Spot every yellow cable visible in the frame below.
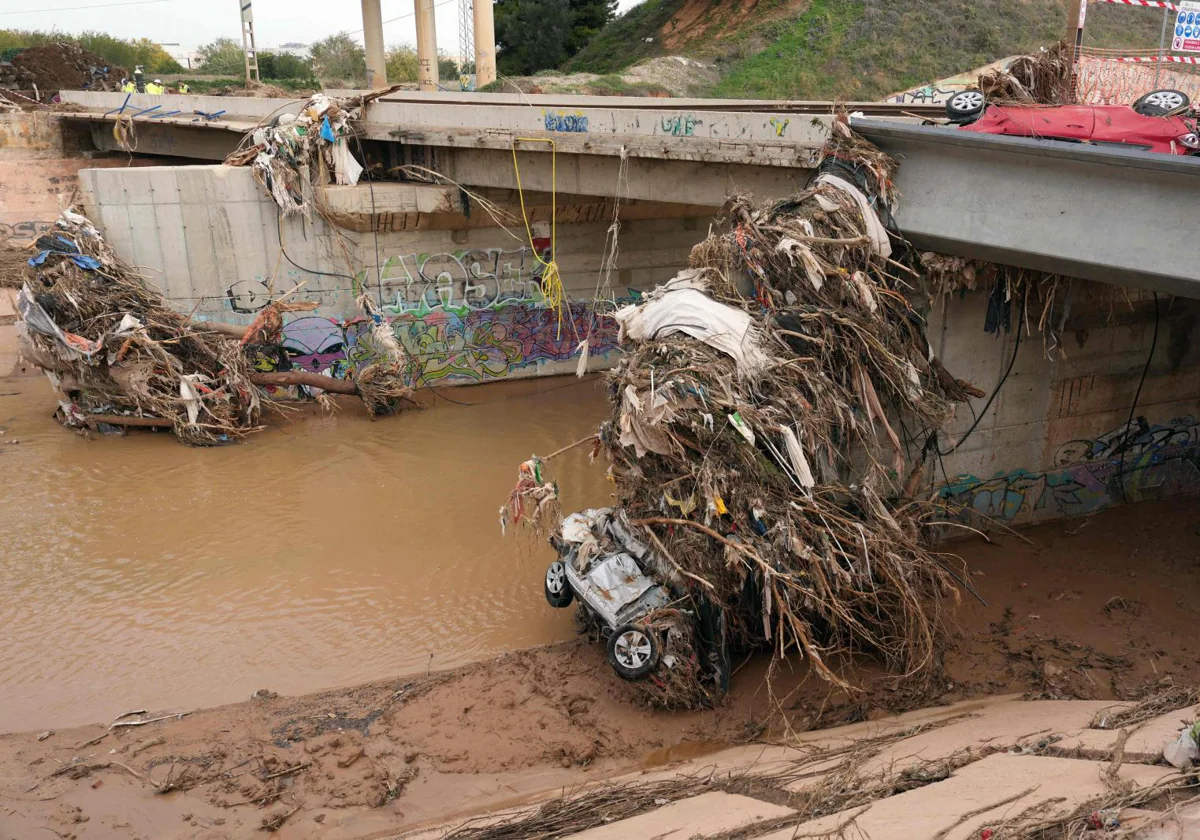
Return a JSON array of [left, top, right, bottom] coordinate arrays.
[[511, 137, 567, 338]]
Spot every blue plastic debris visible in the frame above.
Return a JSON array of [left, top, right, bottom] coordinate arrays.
[[320, 115, 336, 142]]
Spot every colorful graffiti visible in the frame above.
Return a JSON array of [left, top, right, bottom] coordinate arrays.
[[939, 417, 1200, 527], [267, 302, 620, 385], [769, 117, 790, 137], [543, 111, 588, 133]]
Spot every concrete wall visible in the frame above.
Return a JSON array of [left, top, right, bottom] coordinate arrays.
[[930, 290, 1200, 529], [77, 164, 702, 383], [70, 162, 1200, 527]]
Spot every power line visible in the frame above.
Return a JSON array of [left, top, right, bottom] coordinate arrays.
[[346, 0, 458, 36], [1, 0, 169, 14]]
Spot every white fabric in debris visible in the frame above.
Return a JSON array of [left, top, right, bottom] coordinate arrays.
[[779, 426, 816, 490], [813, 173, 892, 259], [614, 283, 772, 377], [179, 373, 211, 426], [330, 137, 363, 186], [776, 237, 825, 292]]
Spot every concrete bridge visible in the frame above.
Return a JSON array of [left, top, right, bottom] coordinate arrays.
[[54, 89, 1200, 294]]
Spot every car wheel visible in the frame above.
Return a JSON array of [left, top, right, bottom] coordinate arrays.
[[606, 624, 660, 680], [1133, 89, 1190, 116], [544, 560, 573, 608], [945, 89, 986, 123]]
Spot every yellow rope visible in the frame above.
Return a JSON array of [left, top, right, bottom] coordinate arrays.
[[511, 137, 567, 338]]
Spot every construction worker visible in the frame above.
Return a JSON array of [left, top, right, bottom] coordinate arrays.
[[133, 65, 145, 93], [145, 79, 164, 94], [120, 78, 135, 93], [178, 82, 190, 94]]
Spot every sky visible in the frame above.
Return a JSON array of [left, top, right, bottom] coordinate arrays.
[[1, 0, 644, 63]]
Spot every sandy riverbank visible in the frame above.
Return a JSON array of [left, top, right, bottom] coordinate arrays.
[[3, 496, 1200, 838]]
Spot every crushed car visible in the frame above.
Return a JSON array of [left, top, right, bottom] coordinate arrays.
[[944, 88, 1200, 156], [544, 507, 732, 701]]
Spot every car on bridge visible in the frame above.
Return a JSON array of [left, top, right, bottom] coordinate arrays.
[[944, 88, 1200, 156]]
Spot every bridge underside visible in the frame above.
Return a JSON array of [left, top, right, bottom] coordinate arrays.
[[852, 118, 1200, 298]]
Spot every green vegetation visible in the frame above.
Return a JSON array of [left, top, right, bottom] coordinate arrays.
[[495, 0, 618, 76], [0, 28, 182, 73], [566, 0, 684, 74], [169, 77, 317, 93], [568, 0, 1171, 100]]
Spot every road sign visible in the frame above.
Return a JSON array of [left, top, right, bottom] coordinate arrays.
[[1173, 0, 1200, 51]]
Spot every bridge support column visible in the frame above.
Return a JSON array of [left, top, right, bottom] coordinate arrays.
[[415, 0, 439, 91], [361, 0, 388, 89], [473, 0, 496, 88]]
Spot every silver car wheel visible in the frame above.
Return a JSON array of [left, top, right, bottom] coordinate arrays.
[[613, 629, 653, 669], [545, 561, 566, 595], [950, 90, 984, 111], [1144, 90, 1186, 111]]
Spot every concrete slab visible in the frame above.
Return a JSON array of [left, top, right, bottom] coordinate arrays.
[[570, 791, 793, 840], [761, 754, 1173, 840]]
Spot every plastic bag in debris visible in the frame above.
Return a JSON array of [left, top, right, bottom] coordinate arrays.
[[179, 373, 212, 426], [1163, 722, 1200, 769], [330, 137, 363, 186], [618, 384, 678, 457], [17, 284, 103, 361], [614, 274, 772, 377], [813, 173, 892, 259]]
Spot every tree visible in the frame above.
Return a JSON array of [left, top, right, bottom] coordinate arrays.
[[386, 45, 418, 82], [258, 52, 313, 80], [127, 37, 183, 73], [196, 37, 245, 75], [495, 0, 570, 75], [438, 52, 459, 80], [494, 0, 615, 76], [566, 0, 617, 55], [309, 31, 365, 82]]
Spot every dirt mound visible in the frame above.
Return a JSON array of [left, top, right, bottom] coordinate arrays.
[[8, 43, 126, 94]]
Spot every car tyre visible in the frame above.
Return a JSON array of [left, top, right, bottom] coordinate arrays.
[[945, 89, 986, 124], [544, 560, 573, 608], [606, 624, 660, 680], [1133, 89, 1190, 116]]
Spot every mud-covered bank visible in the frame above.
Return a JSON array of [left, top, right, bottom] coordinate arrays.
[[3, 496, 1200, 838]]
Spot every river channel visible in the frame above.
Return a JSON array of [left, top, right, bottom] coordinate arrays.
[[0, 375, 611, 732]]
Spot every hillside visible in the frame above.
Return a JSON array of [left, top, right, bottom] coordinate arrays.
[[568, 0, 1171, 100]]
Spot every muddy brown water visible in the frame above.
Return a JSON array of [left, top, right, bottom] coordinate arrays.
[[0, 376, 612, 733]]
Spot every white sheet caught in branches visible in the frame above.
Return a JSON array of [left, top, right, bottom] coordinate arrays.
[[614, 276, 773, 377]]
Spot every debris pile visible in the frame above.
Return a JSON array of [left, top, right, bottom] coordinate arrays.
[[4, 43, 126, 96], [978, 40, 1072, 105], [8, 210, 416, 444], [506, 120, 980, 706], [225, 90, 395, 216]]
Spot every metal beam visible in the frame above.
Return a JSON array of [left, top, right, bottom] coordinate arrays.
[[852, 117, 1200, 297]]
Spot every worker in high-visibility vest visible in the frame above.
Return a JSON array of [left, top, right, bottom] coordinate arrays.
[[145, 79, 165, 94], [178, 82, 190, 94], [121, 78, 135, 93]]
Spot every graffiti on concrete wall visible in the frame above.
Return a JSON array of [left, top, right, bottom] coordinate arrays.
[[661, 114, 701, 137], [0, 220, 54, 241], [255, 303, 620, 384], [219, 239, 630, 384], [939, 416, 1200, 526], [377, 242, 553, 316], [888, 85, 966, 105], [543, 111, 589, 133]]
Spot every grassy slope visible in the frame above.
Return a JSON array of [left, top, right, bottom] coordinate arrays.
[[570, 0, 1169, 99]]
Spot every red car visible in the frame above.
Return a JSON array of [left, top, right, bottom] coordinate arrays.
[[944, 88, 1200, 156]]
